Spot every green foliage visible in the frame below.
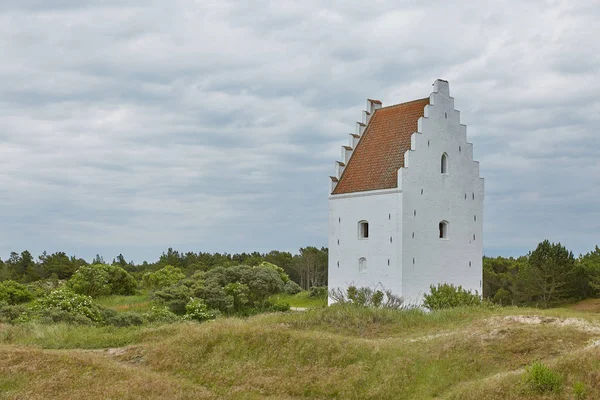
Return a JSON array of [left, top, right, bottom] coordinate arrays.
[[143, 305, 180, 323], [68, 265, 111, 297], [106, 312, 145, 327], [309, 286, 328, 298], [519, 240, 578, 305], [152, 284, 193, 315], [257, 261, 290, 283], [184, 298, 216, 322], [224, 282, 250, 312], [491, 288, 512, 305], [573, 381, 587, 400], [283, 280, 302, 295], [32, 289, 103, 323], [521, 361, 562, 394], [142, 265, 185, 290], [0, 305, 29, 323], [329, 286, 407, 309], [104, 264, 137, 295], [0, 280, 33, 305], [68, 264, 137, 297], [243, 265, 285, 304], [423, 283, 481, 310], [580, 246, 600, 296]]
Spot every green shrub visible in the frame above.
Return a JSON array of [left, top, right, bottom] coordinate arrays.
[[256, 261, 290, 283], [37, 308, 94, 325], [309, 286, 328, 298], [0, 280, 33, 305], [143, 305, 180, 323], [68, 264, 137, 297], [284, 280, 302, 295], [329, 286, 407, 309], [0, 304, 29, 323], [423, 283, 481, 310], [104, 265, 137, 295], [522, 361, 562, 394], [153, 284, 193, 315], [106, 311, 145, 327], [224, 282, 250, 312], [492, 288, 512, 305], [184, 298, 216, 322], [32, 288, 103, 323], [194, 282, 231, 312], [142, 265, 185, 290]]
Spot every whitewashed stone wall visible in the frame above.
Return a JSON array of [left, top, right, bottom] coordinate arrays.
[[328, 80, 484, 306]]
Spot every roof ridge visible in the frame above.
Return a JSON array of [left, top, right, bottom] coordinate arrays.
[[380, 97, 429, 110]]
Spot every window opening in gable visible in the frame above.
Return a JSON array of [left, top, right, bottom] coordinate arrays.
[[359, 257, 367, 273], [439, 221, 449, 239], [441, 153, 448, 174], [358, 221, 369, 239]]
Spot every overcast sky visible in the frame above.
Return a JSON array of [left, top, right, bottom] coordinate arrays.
[[0, 0, 598, 263]]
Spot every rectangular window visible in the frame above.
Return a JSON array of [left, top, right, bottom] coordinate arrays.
[[359, 221, 369, 239]]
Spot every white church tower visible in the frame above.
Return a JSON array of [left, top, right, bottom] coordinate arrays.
[[328, 79, 484, 305]]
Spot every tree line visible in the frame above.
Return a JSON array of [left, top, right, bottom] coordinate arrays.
[[0, 247, 328, 290], [484, 241, 600, 307]]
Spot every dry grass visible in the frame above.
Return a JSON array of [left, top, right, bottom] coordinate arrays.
[[1, 305, 600, 399]]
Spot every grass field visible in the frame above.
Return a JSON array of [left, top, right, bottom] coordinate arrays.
[[1, 303, 600, 399], [269, 291, 327, 308], [0, 300, 600, 400], [95, 292, 153, 312]]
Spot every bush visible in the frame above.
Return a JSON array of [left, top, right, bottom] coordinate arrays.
[[143, 305, 180, 323], [104, 265, 137, 295], [68, 264, 137, 297], [37, 308, 94, 325], [68, 265, 111, 297], [195, 282, 234, 313], [142, 265, 185, 290], [309, 286, 328, 298], [423, 283, 481, 310], [284, 280, 302, 295], [32, 288, 103, 323], [522, 361, 562, 394], [184, 298, 216, 322], [106, 312, 145, 327], [256, 261, 290, 283], [492, 288, 512, 305], [0, 280, 33, 305], [329, 286, 407, 309], [152, 284, 193, 315], [0, 304, 29, 323]]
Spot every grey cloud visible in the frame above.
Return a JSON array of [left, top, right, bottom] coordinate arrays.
[[0, 0, 599, 262]]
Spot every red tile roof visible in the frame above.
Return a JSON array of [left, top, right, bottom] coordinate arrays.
[[332, 97, 429, 195]]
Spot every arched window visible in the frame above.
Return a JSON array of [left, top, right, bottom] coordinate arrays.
[[441, 153, 448, 174], [439, 220, 449, 239], [358, 221, 369, 239], [359, 257, 367, 273]]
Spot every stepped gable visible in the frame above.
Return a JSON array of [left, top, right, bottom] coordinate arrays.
[[332, 97, 429, 195]]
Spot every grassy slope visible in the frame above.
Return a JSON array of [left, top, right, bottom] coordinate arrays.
[[269, 291, 327, 308], [1, 305, 600, 399]]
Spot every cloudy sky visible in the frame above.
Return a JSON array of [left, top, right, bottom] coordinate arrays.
[[0, 0, 598, 263]]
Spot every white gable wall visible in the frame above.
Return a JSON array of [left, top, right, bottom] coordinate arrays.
[[399, 80, 484, 305], [328, 189, 402, 304], [328, 80, 483, 307]]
